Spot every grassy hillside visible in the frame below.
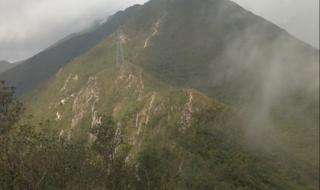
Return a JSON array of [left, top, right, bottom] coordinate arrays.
[[25, 11, 319, 188], [124, 0, 319, 185]]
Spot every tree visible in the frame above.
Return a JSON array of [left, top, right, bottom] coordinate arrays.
[[0, 81, 24, 190], [90, 116, 132, 189], [0, 81, 23, 135], [0, 82, 134, 189]]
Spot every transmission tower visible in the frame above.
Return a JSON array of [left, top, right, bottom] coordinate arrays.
[[116, 30, 125, 65]]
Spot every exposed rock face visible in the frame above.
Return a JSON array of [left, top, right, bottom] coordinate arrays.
[[71, 76, 99, 129], [180, 90, 194, 130], [143, 12, 166, 48]]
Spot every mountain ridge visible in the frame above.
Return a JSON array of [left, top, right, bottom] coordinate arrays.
[[0, 4, 143, 96], [3, 0, 319, 189]]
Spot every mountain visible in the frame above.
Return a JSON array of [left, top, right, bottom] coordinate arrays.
[[23, 0, 319, 189], [26, 30, 316, 189], [0, 60, 13, 74], [0, 4, 142, 96], [8, 0, 319, 189]]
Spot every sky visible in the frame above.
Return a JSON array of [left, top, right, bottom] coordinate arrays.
[[233, 0, 319, 48], [0, 0, 318, 62]]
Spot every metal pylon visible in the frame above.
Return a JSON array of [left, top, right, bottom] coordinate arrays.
[[116, 30, 125, 65]]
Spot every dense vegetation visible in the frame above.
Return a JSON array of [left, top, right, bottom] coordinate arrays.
[[1, 81, 318, 190], [0, 82, 130, 189]]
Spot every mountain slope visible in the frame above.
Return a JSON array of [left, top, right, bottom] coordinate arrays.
[[135, 0, 318, 102], [123, 0, 319, 182], [0, 4, 142, 96], [26, 27, 317, 189], [6, 0, 316, 189]]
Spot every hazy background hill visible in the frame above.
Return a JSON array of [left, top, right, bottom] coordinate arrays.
[[0, 60, 11, 73], [0, 60, 14, 74], [0, 60, 23, 74]]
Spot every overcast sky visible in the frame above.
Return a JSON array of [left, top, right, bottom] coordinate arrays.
[[0, 0, 318, 62]]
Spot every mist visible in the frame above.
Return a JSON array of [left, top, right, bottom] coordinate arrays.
[[207, 4, 319, 157]]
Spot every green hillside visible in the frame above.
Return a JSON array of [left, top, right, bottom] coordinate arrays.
[[124, 0, 320, 185], [0, 0, 317, 189], [24, 10, 318, 187]]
